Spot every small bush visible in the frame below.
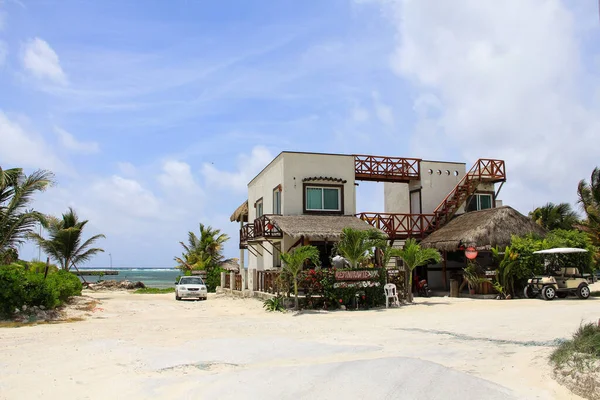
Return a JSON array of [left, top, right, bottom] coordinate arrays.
[[205, 267, 224, 293], [47, 271, 82, 303], [551, 323, 600, 368], [0, 265, 27, 317], [263, 296, 286, 312], [134, 287, 175, 294]]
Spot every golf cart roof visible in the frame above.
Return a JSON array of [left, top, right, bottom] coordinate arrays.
[[533, 248, 589, 254]]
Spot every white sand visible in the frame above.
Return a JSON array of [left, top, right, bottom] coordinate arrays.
[[2, 287, 599, 400]]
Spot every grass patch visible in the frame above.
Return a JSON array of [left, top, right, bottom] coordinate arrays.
[[551, 323, 600, 371], [0, 317, 85, 328], [134, 287, 175, 294]]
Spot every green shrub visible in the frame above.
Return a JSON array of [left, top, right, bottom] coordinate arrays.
[[205, 267, 224, 293], [23, 273, 58, 310], [0, 265, 27, 317], [47, 271, 82, 303]]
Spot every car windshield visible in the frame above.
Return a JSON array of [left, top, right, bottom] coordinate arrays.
[[180, 277, 204, 285]]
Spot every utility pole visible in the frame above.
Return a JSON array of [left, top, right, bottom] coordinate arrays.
[[109, 253, 113, 269]]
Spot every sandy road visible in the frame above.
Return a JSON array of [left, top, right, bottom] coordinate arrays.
[[1, 289, 598, 399]]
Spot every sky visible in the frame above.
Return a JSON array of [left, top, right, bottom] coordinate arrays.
[[1, 0, 599, 268]]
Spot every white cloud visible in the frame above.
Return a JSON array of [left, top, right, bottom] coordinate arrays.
[[91, 176, 161, 219], [201, 146, 274, 193], [21, 37, 67, 85], [54, 126, 99, 154], [157, 160, 200, 193], [0, 111, 66, 171], [374, 0, 600, 211]]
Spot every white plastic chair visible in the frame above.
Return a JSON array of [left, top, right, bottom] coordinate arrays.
[[384, 283, 399, 308]]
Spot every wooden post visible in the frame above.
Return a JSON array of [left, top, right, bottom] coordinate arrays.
[[443, 251, 447, 290], [44, 257, 50, 280]]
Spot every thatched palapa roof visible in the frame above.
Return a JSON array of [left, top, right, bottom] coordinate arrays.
[[219, 258, 240, 272], [230, 201, 248, 222], [420, 206, 546, 251], [269, 215, 379, 240]]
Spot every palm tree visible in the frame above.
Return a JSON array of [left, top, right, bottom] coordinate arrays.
[[174, 223, 229, 272], [578, 167, 600, 262], [529, 202, 578, 231], [280, 245, 320, 310], [29, 208, 105, 271], [333, 228, 387, 269], [0, 167, 54, 263], [392, 238, 442, 302]]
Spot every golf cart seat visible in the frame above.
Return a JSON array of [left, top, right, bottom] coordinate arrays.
[[563, 267, 580, 277]]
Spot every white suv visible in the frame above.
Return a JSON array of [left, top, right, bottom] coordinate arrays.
[[175, 276, 208, 301]]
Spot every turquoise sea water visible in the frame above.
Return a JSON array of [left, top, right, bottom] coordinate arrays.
[[78, 268, 180, 289]]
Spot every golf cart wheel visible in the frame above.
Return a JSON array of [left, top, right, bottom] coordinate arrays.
[[523, 285, 536, 299], [577, 284, 591, 299], [541, 285, 556, 301]]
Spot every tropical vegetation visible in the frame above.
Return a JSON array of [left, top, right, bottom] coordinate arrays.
[[333, 228, 387, 269], [0, 167, 54, 264], [263, 296, 286, 312], [174, 223, 230, 291], [578, 167, 600, 264], [391, 238, 442, 302], [529, 202, 579, 231], [280, 245, 320, 310], [29, 207, 105, 272]]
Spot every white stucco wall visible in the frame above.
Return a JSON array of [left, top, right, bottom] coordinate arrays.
[[418, 161, 466, 213], [384, 182, 410, 213], [282, 152, 356, 215]]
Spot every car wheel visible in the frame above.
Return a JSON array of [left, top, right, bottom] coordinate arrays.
[[577, 284, 591, 299], [542, 285, 556, 301], [523, 285, 536, 299], [175, 293, 181, 301]]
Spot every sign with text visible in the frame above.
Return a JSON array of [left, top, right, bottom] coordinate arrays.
[[335, 270, 379, 281]]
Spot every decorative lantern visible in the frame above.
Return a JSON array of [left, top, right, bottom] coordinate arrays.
[[465, 247, 478, 260]]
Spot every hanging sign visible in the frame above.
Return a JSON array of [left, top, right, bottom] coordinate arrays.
[[465, 247, 478, 260]]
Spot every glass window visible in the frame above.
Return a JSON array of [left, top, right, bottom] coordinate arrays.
[[323, 188, 339, 210], [256, 199, 263, 218], [306, 188, 323, 210], [273, 188, 281, 214], [305, 186, 340, 211], [479, 194, 492, 210]]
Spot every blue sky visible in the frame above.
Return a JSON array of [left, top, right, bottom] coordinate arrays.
[[1, 0, 599, 267]]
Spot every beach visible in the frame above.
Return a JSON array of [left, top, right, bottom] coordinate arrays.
[[1, 289, 598, 400]]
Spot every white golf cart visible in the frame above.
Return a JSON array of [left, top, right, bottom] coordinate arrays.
[[524, 248, 592, 300]]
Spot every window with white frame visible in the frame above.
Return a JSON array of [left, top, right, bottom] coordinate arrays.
[[256, 198, 264, 218], [466, 193, 493, 212], [273, 187, 281, 214], [305, 185, 341, 212]]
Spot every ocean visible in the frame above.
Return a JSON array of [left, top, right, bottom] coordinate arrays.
[[78, 268, 181, 289]]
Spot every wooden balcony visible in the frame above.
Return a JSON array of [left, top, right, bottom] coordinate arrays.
[[471, 159, 506, 182], [354, 155, 421, 182], [253, 215, 283, 240], [358, 212, 436, 239], [239, 223, 255, 248]]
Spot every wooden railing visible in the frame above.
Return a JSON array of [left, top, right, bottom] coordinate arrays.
[[354, 155, 421, 182], [256, 270, 280, 294], [235, 274, 242, 291], [431, 159, 507, 229], [240, 223, 255, 247], [224, 274, 231, 289], [358, 213, 436, 239], [253, 215, 283, 239]]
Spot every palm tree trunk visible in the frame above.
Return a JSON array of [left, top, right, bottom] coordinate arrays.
[[294, 278, 299, 310], [408, 270, 414, 303]]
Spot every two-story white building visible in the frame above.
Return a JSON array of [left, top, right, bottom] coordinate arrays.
[[231, 151, 507, 291]]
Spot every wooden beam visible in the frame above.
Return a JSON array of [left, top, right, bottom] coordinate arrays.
[[257, 241, 273, 255]]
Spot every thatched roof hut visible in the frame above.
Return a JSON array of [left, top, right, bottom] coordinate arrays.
[[269, 215, 379, 240], [230, 201, 248, 223], [420, 206, 546, 251], [219, 258, 240, 272]]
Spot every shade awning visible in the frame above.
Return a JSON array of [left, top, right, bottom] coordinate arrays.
[[269, 215, 380, 240], [230, 201, 249, 222]]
